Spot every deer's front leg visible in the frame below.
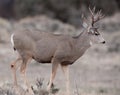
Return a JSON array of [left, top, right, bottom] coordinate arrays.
[[61, 65, 70, 95], [11, 58, 22, 86], [47, 60, 59, 91]]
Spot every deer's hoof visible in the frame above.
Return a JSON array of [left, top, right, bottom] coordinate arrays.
[[27, 87, 34, 95], [47, 86, 51, 91]]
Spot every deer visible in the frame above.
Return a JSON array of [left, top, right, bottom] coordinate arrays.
[[10, 8, 105, 95]]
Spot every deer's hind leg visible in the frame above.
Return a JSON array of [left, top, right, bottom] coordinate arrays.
[[20, 56, 34, 95], [11, 57, 22, 86]]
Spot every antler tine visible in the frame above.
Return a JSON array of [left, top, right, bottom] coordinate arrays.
[[101, 14, 105, 19], [89, 6, 96, 16], [94, 9, 104, 23], [89, 7, 95, 26], [95, 10, 101, 20], [93, 6, 96, 14], [89, 7, 94, 16], [97, 10, 101, 16], [98, 10, 104, 18], [99, 10, 105, 19], [89, 7, 104, 26]]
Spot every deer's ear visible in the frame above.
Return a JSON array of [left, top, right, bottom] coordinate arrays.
[[81, 14, 89, 29], [82, 22, 88, 29]]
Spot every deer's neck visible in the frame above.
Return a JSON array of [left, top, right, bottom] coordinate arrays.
[[75, 31, 91, 54]]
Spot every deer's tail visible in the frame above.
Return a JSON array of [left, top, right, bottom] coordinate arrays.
[[11, 33, 16, 50]]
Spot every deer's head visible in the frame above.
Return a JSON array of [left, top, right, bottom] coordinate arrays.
[[82, 7, 105, 45]]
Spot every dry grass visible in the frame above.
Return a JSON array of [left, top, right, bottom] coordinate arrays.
[[0, 78, 60, 95]]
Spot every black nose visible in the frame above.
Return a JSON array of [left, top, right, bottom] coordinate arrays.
[[102, 41, 105, 44]]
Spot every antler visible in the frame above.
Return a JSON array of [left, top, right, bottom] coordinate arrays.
[[89, 7, 104, 26]]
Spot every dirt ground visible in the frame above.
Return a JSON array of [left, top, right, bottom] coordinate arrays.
[[0, 14, 120, 95]]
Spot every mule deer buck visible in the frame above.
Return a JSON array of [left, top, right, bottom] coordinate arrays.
[[10, 8, 105, 95]]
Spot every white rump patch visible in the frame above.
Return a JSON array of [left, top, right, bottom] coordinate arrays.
[[11, 33, 14, 47]]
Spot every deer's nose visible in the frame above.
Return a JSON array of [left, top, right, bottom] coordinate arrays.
[[102, 41, 105, 44]]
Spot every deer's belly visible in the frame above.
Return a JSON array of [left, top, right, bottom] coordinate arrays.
[[33, 53, 53, 64], [33, 57, 52, 64], [61, 61, 74, 65], [36, 60, 51, 64]]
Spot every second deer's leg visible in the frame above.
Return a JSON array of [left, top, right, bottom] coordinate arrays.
[[20, 57, 34, 95], [47, 60, 59, 90], [11, 58, 22, 86], [61, 65, 70, 95]]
